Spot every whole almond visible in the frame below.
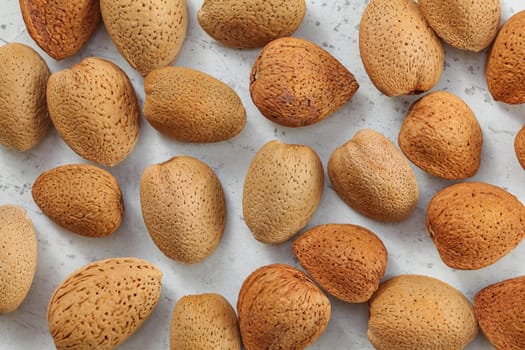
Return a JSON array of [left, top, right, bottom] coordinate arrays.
[[368, 275, 477, 350], [486, 10, 525, 104], [0, 43, 51, 151], [20, 0, 100, 59], [237, 264, 331, 350], [243, 140, 324, 244], [293, 224, 387, 303], [398, 91, 483, 180], [0, 205, 37, 314], [47, 57, 140, 166], [198, 0, 306, 48], [144, 67, 246, 143], [32, 164, 124, 237], [328, 129, 419, 222], [427, 182, 525, 270], [475, 276, 525, 350], [359, 0, 444, 96], [101, 0, 188, 76], [48, 257, 162, 350], [419, 0, 500, 52], [170, 293, 241, 350], [250, 37, 359, 127], [140, 156, 226, 263], [515, 125, 525, 169]]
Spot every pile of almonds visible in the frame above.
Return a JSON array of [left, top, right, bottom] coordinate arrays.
[[1, 0, 525, 349]]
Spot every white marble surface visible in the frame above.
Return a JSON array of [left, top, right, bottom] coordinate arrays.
[[1, 0, 525, 349]]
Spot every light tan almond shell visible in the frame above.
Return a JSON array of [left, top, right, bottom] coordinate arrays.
[[368, 275, 478, 350], [32, 164, 124, 237], [427, 182, 525, 270], [398, 91, 483, 180], [100, 0, 187, 76], [237, 264, 331, 350], [143, 66, 246, 143], [170, 293, 241, 350], [20, 0, 100, 60], [293, 224, 387, 303], [140, 156, 226, 264], [419, 0, 500, 52], [198, 0, 306, 48], [47, 257, 162, 350], [486, 10, 525, 104], [474, 276, 525, 350], [0, 43, 51, 151], [243, 140, 324, 244], [47, 57, 140, 167], [515, 125, 525, 169], [250, 37, 359, 127], [359, 0, 444, 96], [328, 129, 419, 222], [0, 205, 37, 314]]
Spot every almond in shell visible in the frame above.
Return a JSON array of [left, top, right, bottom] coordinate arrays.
[[515, 125, 525, 169], [250, 37, 359, 127]]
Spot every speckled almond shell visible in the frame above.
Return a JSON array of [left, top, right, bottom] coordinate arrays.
[[47, 257, 162, 350], [198, 0, 306, 48], [419, 0, 500, 52], [32, 164, 124, 237], [359, 0, 444, 96], [486, 10, 525, 104], [20, 0, 100, 60], [474, 276, 525, 350], [237, 264, 331, 350], [47, 57, 140, 167], [516, 125, 525, 169], [293, 224, 387, 303], [140, 156, 226, 264], [100, 0, 187, 76], [328, 129, 419, 222], [143, 67, 246, 143], [250, 37, 359, 127], [398, 91, 483, 180], [427, 182, 525, 270], [0, 43, 51, 152], [0, 205, 37, 314], [368, 275, 478, 350], [170, 293, 241, 350], [243, 140, 324, 244]]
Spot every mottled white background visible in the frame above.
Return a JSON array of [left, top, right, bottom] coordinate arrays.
[[1, 0, 524, 349]]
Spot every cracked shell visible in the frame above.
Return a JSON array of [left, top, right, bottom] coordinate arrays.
[[359, 0, 444, 96], [328, 129, 419, 222], [475, 276, 525, 350], [398, 91, 483, 180], [0, 43, 51, 151], [486, 10, 525, 104], [101, 0, 188, 76], [198, 0, 306, 48], [144, 66, 246, 143], [250, 37, 359, 127], [170, 293, 241, 350], [368, 275, 478, 350], [427, 182, 525, 270], [243, 140, 324, 244], [32, 164, 124, 237], [419, 0, 500, 52], [47, 257, 162, 350], [516, 125, 525, 169], [20, 0, 100, 59], [140, 156, 226, 264], [237, 264, 331, 350], [293, 224, 387, 303], [47, 57, 140, 167], [0, 205, 37, 314]]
